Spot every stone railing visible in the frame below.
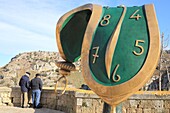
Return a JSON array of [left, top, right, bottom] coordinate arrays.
[[0, 87, 170, 113]]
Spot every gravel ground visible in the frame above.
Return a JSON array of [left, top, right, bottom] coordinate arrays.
[[0, 106, 65, 113]]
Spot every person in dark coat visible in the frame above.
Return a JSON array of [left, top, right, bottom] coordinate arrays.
[[19, 72, 31, 108], [30, 73, 43, 108]]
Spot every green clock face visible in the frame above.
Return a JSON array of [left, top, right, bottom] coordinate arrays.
[[89, 6, 149, 86], [56, 3, 160, 105]]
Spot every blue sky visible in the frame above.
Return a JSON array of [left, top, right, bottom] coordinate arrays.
[[0, 0, 169, 67]]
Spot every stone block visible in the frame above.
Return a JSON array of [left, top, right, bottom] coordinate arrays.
[[126, 108, 136, 113], [11, 92, 21, 98], [13, 98, 21, 104], [0, 93, 3, 97], [3, 93, 8, 98], [139, 100, 154, 108], [152, 108, 168, 113], [40, 98, 47, 105], [8, 102, 13, 106], [77, 98, 82, 106], [47, 104, 56, 109], [47, 98, 56, 104], [136, 108, 143, 113], [129, 100, 139, 108], [162, 109, 169, 113], [2, 97, 11, 103], [75, 91, 99, 98], [49, 93, 56, 99], [42, 104, 47, 108], [41, 92, 48, 98], [41, 93, 45, 98], [7, 92, 11, 97], [0, 92, 10, 98], [153, 100, 163, 109], [91, 99, 103, 113], [93, 105, 103, 113], [57, 99, 63, 106], [13, 103, 20, 107], [82, 99, 92, 107], [80, 106, 93, 113], [76, 106, 83, 113], [143, 109, 152, 113], [0, 98, 2, 105], [164, 100, 170, 108]]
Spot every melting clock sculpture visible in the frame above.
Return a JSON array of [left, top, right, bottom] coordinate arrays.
[[55, 3, 160, 112]]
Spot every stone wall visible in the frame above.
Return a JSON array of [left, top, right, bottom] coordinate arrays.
[[124, 92, 170, 113], [1, 87, 170, 113]]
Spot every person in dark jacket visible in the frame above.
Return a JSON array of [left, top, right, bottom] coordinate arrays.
[[19, 72, 31, 108], [30, 73, 43, 108]]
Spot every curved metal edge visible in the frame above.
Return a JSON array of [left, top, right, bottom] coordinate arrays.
[[56, 4, 93, 61], [105, 5, 127, 80], [54, 75, 68, 96], [81, 4, 160, 105]]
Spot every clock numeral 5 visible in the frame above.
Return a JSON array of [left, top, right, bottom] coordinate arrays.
[[133, 40, 145, 56], [130, 9, 141, 20]]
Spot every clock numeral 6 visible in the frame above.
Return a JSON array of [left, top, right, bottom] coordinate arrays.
[[100, 14, 111, 26], [112, 64, 121, 82], [133, 40, 145, 56]]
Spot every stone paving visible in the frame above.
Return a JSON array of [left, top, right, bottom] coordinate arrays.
[[0, 106, 65, 113]]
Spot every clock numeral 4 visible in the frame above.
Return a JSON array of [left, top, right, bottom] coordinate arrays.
[[133, 40, 145, 56], [130, 9, 141, 20]]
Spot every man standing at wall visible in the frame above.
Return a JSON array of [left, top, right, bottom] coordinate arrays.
[[30, 73, 43, 108], [19, 72, 31, 108]]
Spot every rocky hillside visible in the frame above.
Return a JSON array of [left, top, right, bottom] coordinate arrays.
[[144, 50, 170, 91], [0, 51, 84, 88], [0, 50, 170, 91]]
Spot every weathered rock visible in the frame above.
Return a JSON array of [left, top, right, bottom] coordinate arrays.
[[0, 51, 83, 88]]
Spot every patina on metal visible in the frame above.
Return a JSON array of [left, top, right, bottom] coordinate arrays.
[[55, 3, 160, 113], [54, 61, 76, 96]]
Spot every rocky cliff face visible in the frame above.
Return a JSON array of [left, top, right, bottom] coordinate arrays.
[[0, 50, 170, 91], [0, 51, 83, 88]]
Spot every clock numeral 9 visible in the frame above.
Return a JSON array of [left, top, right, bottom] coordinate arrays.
[[133, 40, 145, 56], [100, 14, 111, 26]]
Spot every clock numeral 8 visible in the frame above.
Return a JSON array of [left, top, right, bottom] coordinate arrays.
[[100, 14, 111, 26], [133, 40, 145, 56]]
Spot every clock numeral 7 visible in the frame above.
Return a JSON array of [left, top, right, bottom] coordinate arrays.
[[130, 9, 141, 20], [92, 46, 100, 63], [133, 40, 145, 56]]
